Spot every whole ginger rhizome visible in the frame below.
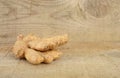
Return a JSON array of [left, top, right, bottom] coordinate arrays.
[[12, 34, 68, 65]]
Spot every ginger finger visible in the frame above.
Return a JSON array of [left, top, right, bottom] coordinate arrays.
[[28, 34, 68, 51], [25, 48, 44, 65], [12, 35, 27, 59]]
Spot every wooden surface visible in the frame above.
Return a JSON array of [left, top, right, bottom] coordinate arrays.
[[0, 0, 120, 78]]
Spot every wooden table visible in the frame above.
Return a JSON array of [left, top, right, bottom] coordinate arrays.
[[0, 0, 120, 78]]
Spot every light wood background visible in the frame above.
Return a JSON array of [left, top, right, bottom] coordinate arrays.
[[0, 0, 120, 78]]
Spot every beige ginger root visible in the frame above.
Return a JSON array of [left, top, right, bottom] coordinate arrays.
[[12, 34, 67, 65], [28, 34, 68, 51]]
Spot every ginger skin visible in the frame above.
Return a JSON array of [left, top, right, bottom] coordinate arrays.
[[28, 34, 68, 51]]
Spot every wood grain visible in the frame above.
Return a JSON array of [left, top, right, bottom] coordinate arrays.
[[0, 0, 120, 43], [0, 0, 120, 78]]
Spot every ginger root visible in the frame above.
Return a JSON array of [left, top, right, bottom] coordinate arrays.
[[12, 34, 68, 65]]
